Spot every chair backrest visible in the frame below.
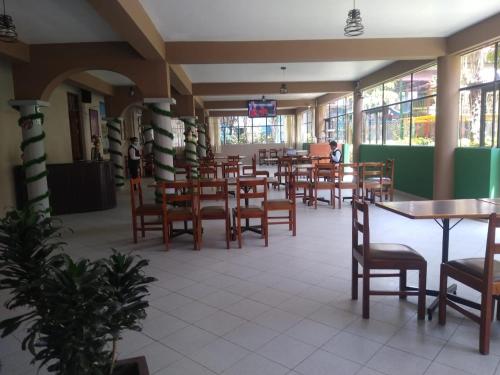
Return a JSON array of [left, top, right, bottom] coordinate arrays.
[[385, 159, 395, 180], [483, 213, 500, 286], [199, 160, 217, 179], [314, 163, 337, 182], [287, 172, 296, 201], [222, 161, 240, 178], [352, 198, 370, 259], [360, 162, 384, 183], [338, 163, 359, 181], [236, 178, 268, 211], [199, 179, 229, 212], [258, 149, 267, 157], [228, 155, 240, 162], [130, 177, 144, 211], [251, 154, 257, 173], [269, 149, 278, 158], [160, 180, 200, 216]]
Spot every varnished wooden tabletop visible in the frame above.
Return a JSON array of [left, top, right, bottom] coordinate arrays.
[[376, 199, 500, 220]]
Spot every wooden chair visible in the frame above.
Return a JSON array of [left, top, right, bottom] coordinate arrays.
[[312, 164, 337, 209], [439, 213, 500, 354], [227, 155, 240, 162], [129, 177, 164, 243], [258, 149, 267, 165], [383, 159, 395, 201], [293, 165, 313, 204], [266, 172, 296, 236], [160, 180, 201, 251], [199, 160, 218, 179], [352, 198, 427, 319], [274, 157, 293, 189], [268, 149, 278, 165], [222, 161, 240, 195], [199, 179, 231, 249], [232, 178, 269, 248], [242, 154, 270, 177], [359, 162, 384, 203], [334, 163, 359, 209]]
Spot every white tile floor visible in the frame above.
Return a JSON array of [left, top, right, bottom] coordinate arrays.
[[2, 171, 500, 375]]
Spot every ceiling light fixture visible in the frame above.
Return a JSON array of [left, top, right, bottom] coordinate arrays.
[[280, 66, 288, 94], [0, 0, 17, 42], [344, 0, 364, 37]]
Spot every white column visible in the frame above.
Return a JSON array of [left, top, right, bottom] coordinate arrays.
[[9, 100, 51, 216], [145, 98, 176, 188], [106, 117, 125, 188], [352, 89, 363, 162], [142, 124, 154, 156], [181, 116, 199, 179], [197, 122, 207, 158]]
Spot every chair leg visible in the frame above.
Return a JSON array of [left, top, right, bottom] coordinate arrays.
[[399, 270, 407, 300], [140, 215, 145, 238], [292, 207, 296, 236], [480, 292, 493, 354], [331, 189, 335, 209], [417, 265, 426, 320], [163, 219, 170, 251], [314, 188, 318, 209], [132, 215, 138, 243], [338, 188, 342, 209], [288, 209, 292, 231], [237, 218, 242, 249], [438, 264, 447, 325], [225, 215, 231, 249], [352, 256, 358, 300], [497, 298, 500, 321], [362, 266, 370, 319], [263, 216, 269, 247]]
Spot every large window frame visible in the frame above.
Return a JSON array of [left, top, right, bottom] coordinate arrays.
[[324, 95, 353, 144], [361, 65, 437, 146], [459, 42, 500, 148], [219, 115, 286, 145], [301, 109, 314, 143]]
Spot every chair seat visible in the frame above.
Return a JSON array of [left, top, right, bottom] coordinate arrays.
[[201, 205, 226, 217], [233, 205, 264, 216], [356, 243, 425, 261], [366, 176, 392, 183], [136, 203, 162, 215], [255, 170, 270, 177], [168, 207, 194, 220], [448, 258, 500, 281], [266, 177, 279, 185], [266, 199, 293, 210], [314, 181, 335, 188]]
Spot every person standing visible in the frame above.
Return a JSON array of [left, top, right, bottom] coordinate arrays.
[[128, 137, 141, 179]]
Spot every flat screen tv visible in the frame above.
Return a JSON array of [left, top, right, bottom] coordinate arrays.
[[248, 99, 277, 118]]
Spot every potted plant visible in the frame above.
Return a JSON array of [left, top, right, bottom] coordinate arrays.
[[0, 208, 156, 375]]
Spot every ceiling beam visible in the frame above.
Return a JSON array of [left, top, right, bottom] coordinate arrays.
[[194, 96, 204, 109], [169, 64, 192, 95], [66, 72, 115, 96], [193, 81, 354, 96], [165, 38, 446, 64], [447, 12, 500, 55], [87, 0, 165, 61], [316, 93, 345, 106], [0, 41, 30, 63], [204, 99, 315, 110]]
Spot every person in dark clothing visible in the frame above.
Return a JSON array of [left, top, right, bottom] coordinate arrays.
[[128, 137, 141, 179], [329, 140, 342, 164]]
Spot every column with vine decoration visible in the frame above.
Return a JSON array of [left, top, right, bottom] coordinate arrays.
[[142, 124, 154, 157], [197, 121, 207, 158], [181, 116, 199, 179], [10, 100, 51, 216], [106, 117, 125, 188], [145, 99, 176, 201]]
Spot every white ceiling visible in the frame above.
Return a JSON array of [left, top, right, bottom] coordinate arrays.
[[6, 0, 121, 44], [183, 61, 392, 83], [86, 70, 135, 86], [203, 93, 324, 101], [140, 0, 500, 41]]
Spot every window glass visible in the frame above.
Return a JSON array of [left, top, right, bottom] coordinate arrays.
[[412, 97, 436, 146], [362, 85, 383, 109], [383, 75, 411, 105], [363, 110, 383, 144], [337, 97, 346, 116], [458, 88, 482, 147], [384, 102, 411, 145], [460, 44, 496, 88], [412, 66, 438, 99]]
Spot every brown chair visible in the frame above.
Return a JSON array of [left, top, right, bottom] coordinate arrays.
[[274, 157, 293, 189], [227, 155, 240, 162], [312, 164, 336, 209], [268, 149, 278, 165], [383, 159, 395, 201], [439, 213, 500, 354], [199, 160, 218, 179], [222, 161, 240, 195], [232, 178, 269, 248], [334, 163, 359, 209], [359, 162, 384, 203], [258, 149, 267, 165], [130, 177, 164, 243], [242, 154, 270, 178], [199, 179, 231, 249], [160, 180, 201, 251], [266, 172, 296, 236], [293, 165, 313, 204], [352, 198, 427, 320]]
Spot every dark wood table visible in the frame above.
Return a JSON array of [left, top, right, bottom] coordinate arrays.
[[376, 198, 500, 319]]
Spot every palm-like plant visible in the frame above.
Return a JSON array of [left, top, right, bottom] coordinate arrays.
[[0, 208, 156, 375]]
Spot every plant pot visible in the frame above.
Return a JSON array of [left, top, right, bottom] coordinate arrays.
[[113, 356, 149, 375]]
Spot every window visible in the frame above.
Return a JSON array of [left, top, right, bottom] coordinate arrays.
[[361, 65, 437, 146], [324, 95, 353, 143], [172, 119, 185, 148], [218, 115, 287, 144], [301, 109, 314, 143], [459, 42, 500, 147]]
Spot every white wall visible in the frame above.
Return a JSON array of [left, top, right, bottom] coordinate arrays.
[[219, 143, 288, 164]]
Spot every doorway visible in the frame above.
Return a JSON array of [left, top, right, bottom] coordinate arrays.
[[67, 92, 84, 161]]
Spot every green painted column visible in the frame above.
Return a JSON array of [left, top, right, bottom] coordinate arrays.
[[106, 117, 125, 188], [10, 100, 51, 216], [181, 116, 199, 179]]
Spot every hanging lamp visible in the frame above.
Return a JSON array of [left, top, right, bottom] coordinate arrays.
[[0, 0, 17, 42], [344, 0, 364, 37], [280, 66, 288, 94]]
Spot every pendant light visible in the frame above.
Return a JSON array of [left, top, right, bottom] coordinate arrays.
[[344, 0, 364, 37], [280, 66, 288, 94], [0, 0, 17, 42]]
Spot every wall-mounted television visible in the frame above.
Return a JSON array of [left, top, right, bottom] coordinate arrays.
[[248, 99, 277, 118]]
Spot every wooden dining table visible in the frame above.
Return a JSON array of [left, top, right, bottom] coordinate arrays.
[[376, 198, 500, 319]]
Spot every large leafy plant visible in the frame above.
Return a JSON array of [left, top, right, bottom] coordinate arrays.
[[0, 208, 156, 375]]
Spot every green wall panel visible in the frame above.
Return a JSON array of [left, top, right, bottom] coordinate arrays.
[[454, 148, 492, 199], [359, 145, 434, 199]]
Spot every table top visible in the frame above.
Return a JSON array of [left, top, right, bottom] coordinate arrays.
[[376, 198, 500, 220], [213, 155, 246, 160]]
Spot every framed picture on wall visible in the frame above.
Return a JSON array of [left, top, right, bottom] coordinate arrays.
[[89, 108, 100, 138]]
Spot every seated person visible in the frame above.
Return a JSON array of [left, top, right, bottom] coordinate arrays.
[[329, 140, 342, 164]]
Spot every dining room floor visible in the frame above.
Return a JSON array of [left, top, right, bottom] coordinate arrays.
[[1, 174, 499, 375]]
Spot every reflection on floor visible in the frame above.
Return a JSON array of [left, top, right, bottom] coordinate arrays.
[[1, 175, 499, 375]]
